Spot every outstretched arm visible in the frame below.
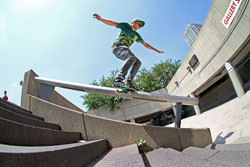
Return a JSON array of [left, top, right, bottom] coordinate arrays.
[[93, 14, 117, 27], [140, 41, 164, 54]]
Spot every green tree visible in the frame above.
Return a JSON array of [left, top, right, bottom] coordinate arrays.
[[82, 59, 180, 111], [133, 68, 158, 92], [81, 70, 123, 111], [135, 59, 180, 92]]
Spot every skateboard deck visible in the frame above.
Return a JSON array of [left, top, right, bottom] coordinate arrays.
[[113, 82, 136, 95]]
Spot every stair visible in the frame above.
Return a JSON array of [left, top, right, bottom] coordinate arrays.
[[139, 143, 250, 167], [183, 145, 250, 167], [1, 97, 249, 166], [0, 117, 82, 146], [0, 99, 109, 166], [85, 142, 250, 167], [0, 98, 44, 121], [144, 147, 207, 167], [0, 98, 32, 113], [0, 140, 108, 167], [0, 106, 60, 130]]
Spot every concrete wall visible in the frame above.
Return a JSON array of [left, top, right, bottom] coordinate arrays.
[[199, 77, 236, 112], [166, 0, 250, 97], [26, 94, 212, 151], [29, 95, 87, 139], [21, 70, 83, 112], [88, 88, 172, 121]]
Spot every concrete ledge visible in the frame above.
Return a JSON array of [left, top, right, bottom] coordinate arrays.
[[178, 128, 212, 149], [89, 97, 172, 121], [21, 70, 83, 112], [0, 117, 81, 146], [0, 139, 108, 167], [28, 95, 88, 140], [27, 95, 212, 150], [84, 113, 181, 150], [84, 114, 211, 151]]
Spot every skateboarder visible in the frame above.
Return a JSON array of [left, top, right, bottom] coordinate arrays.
[[93, 14, 164, 89]]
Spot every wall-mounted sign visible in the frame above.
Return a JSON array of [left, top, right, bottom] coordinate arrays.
[[225, 62, 233, 73], [222, 0, 242, 29]]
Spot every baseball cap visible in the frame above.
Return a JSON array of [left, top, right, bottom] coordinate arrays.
[[131, 19, 145, 27]]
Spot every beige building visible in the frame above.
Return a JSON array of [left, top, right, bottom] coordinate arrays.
[[88, 0, 250, 125]]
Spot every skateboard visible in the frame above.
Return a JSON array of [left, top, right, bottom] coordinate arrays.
[[113, 82, 136, 95]]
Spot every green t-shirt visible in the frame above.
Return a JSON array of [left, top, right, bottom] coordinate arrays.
[[113, 22, 144, 47]]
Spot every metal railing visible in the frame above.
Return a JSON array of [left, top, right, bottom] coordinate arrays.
[[34, 77, 199, 127]]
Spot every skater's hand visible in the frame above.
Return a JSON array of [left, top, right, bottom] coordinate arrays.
[[93, 13, 101, 21], [156, 50, 164, 54], [92, 14, 117, 27]]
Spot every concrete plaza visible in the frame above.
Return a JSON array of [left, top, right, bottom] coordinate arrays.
[[167, 90, 250, 144]]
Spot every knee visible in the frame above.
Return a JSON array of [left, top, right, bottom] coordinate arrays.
[[127, 56, 136, 62], [136, 58, 141, 66]]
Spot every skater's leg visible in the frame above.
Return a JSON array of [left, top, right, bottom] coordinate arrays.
[[116, 56, 137, 79], [113, 46, 137, 80], [127, 58, 141, 82]]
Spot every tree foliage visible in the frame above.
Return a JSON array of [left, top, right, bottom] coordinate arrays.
[[82, 59, 180, 111], [81, 70, 123, 111], [135, 59, 181, 92]]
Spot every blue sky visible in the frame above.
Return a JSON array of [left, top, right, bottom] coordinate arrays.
[[0, 0, 212, 111]]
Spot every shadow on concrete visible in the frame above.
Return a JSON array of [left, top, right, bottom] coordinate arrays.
[[142, 153, 152, 167], [86, 150, 110, 167], [211, 132, 234, 149]]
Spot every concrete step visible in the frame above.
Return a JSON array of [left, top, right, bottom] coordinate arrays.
[[87, 144, 145, 167], [205, 150, 250, 167], [145, 147, 230, 167], [0, 139, 108, 167], [0, 106, 60, 130], [0, 100, 44, 121], [0, 117, 82, 146], [183, 146, 250, 167], [0, 98, 32, 114], [206, 143, 250, 152], [144, 147, 207, 167], [182, 146, 219, 161]]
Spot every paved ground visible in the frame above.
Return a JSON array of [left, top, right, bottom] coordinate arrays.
[[87, 144, 145, 167], [166, 90, 250, 144]]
